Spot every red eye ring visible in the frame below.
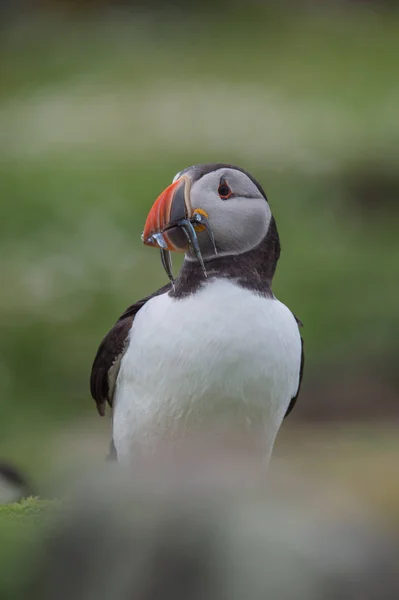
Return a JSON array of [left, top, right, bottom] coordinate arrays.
[[218, 181, 232, 199]]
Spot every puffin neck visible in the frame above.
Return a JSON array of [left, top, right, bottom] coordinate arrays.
[[170, 217, 280, 299]]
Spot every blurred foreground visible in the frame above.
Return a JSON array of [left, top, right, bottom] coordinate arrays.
[[23, 440, 399, 600], [0, 427, 398, 598]]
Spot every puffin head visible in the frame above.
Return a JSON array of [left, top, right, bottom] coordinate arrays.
[[142, 163, 279, 281]]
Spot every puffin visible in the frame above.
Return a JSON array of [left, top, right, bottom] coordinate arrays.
[[90, 164, 304, 463]]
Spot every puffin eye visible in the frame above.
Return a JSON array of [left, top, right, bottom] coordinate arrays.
[[218, 180, 233, 199]]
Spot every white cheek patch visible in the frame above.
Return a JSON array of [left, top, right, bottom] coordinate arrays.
[[191, 192, 272, 258], [175, 167, 273, 258], [217, 200, 271, 255]]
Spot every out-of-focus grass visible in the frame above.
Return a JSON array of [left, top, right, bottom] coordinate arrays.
[[0, 497, 56, 524], [0, 497, 58, 599], [0, 4, 398, 513]]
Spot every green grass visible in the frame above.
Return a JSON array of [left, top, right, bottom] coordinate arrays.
[[0, 497, 59, 531], [0, 498, 59, 598]]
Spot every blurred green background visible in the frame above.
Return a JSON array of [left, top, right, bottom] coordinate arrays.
[[0, 2, 398, 592]]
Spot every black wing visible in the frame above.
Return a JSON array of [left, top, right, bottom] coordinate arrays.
[[284, 316, 304, 418], [90, 283, 171, 417]]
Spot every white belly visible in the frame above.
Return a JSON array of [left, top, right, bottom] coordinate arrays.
[[113, 278, 301, 462]]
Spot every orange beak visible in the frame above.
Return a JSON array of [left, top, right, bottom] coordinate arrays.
[[142, 176, 192, 252]]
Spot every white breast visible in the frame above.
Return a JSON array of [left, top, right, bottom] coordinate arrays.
[[113, 278, 301, 462]]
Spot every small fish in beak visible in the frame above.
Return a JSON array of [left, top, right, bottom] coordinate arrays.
[[192, 211, 218, 256], [142, 176, 217, 283], [160, 248, 174, 287]]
